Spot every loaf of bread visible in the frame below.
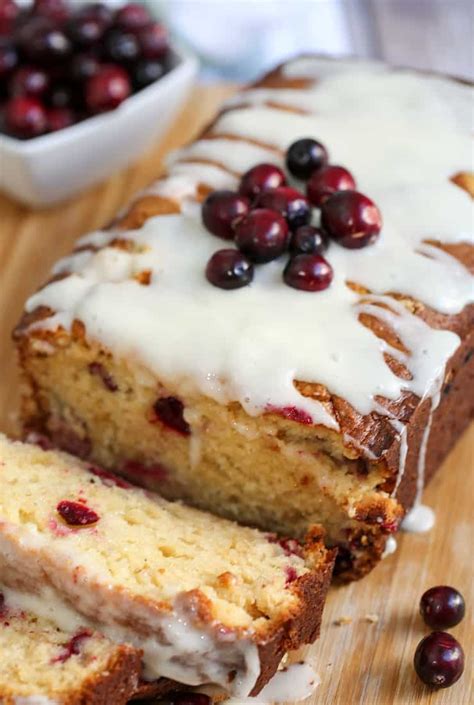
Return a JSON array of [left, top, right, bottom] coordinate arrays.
[[14, 56, 474, 580], [0, 434, 334, 697]]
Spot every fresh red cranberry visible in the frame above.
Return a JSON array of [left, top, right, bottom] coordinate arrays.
[[67, 14, 107, 47], [0, 39, 17, 79], [69, 52, 99, 82], [85, 64, 131, 113], [307, 165, 356, 207], [5, 95, 47, 138], [420, 586, 465, 630], [290, 225, 328, 255], [0, 0, 18, 35], [52, 629, 92, 663], [132, 59, 166, 90], [47, 106, 75, 131], [284, 253, 333, 292], [234, 208, 289, 263], [414, 632, 464, 688], [47, 82, 76, 109], [19, 20, 72, 64], [153, 396, 191, 436], [256, 186, 311, 231], [138, 22, 169, 59], [32, 0, 69, 24], [238, 163, 286, 201], [206, 249, 254, 290], [104, 29, 140, 64], [57, 500, 99, 526], [321, 190, 382, 249], [286, 138, 328, 180], [115, 3, 152, 32], [170, 694, 211, 705], [76, 2, 114, 27], [201, 190, 249, 240], [10, 66, 50, 97]]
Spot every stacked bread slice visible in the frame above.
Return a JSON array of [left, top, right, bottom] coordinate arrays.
[[0, 434, 334, 700]]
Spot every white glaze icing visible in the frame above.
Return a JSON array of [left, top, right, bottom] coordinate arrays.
[[0, 581, 259, 696], [26, 59, 473, 500], [222, 662, 320, 704], [381, 536, 398, 558], [401, 504, 436, 533]]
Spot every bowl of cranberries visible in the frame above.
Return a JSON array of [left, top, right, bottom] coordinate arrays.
[[0, 0, 198, 206]]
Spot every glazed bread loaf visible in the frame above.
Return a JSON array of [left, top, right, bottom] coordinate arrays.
[[0, 434, 334, 697], [14, 56, 474, 580], [0, 588, 141, 705]]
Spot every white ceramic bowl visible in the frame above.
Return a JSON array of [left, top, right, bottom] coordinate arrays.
[[0, 47, 198, 207]]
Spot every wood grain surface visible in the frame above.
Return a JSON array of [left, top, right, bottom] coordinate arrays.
[[0, 85, 472, 705]]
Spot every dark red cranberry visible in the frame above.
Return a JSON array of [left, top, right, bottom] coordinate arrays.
[[256, 186, 311, 231], [115, 3, 152, 32], [290, 225, 328, 255], [420, 586, 465, 630], [52, 629, 92, 663], [201, 190, 249, 240], [104, 29, 140, 64], [85, 64, 131, 113], [267, 534, 304, 556], [77, 3, 114, 27], [285, 566, 298, 584], [88, 361, 118, 392], [67, 14, 107, 47], [321, 190, 382, 249], [234, 208, 289, 263], [47, 106, 75, 131], [414, 632, 464, 688], [307, 165, 356, 207], [266, 405, 313, 425], [0, 0, 18, 35], [283, 253, 333, 292], [153, 396, 191, 436], [0, 591, 5, 616], [32, 0, 69, 24], [238, 163, 286, 201], [69, 52, 99, 82], [47, 82, 76, 109], [57, 500, 99, 526], [170, 694, 211, 705], [286, 138, 328, 180], [0, 39, 17, 79], [206, 249, 254, 290], [10, 66, 49, 97], [89, 465, 132, 489], [5, 95, 47, 138], [132, 59, 166, 90], [138, 22, 169, 60], [20, 21, 72, 65]]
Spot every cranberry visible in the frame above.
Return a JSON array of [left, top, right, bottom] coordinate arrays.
[[420, 586, 465, 630], [89, 465, 132, 489], [138, 22, 169, 60], [0, 591, 5, 616], [5, 95, 47, 138], [47, 106, 75, 131], [0, 0, 18, 35], [0, 39, 17, 79], [67, 15, 107, 47], [20, 21, 72, 65], [206, 249, 254, 290], [234, 208, 289, 263], [266, 405, 313, 425], [77, 3, 114, 27], [283, 253, 333, 292], [414, 632, 464, 688], [256, 186, 311, 231], [201, 190, 249, 240], [57, 500, 99, 526], [307, 165, 356, 207], [69, 52, 99, 82], [238, 163, 286, 201], [290, 225, 328, 255], [285, 566, 298, 584], [321, 190, 382, 249], [104, 29, 140, 64], [132, 59, 166, 90], [115, 3, 152, 32], [170, 694, 211, 705], [47, 83, 76, 109], [52, 629, 92, 663], [10, 66, 49, 97], [88, 361, 118, 392], [286, 138, 328, 180], [32, 0, 69, 24], [85, 64, 131, 113], [153, 396, 190, 435]]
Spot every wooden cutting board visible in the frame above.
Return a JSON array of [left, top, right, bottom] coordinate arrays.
[[0, 85, 472, 705]]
